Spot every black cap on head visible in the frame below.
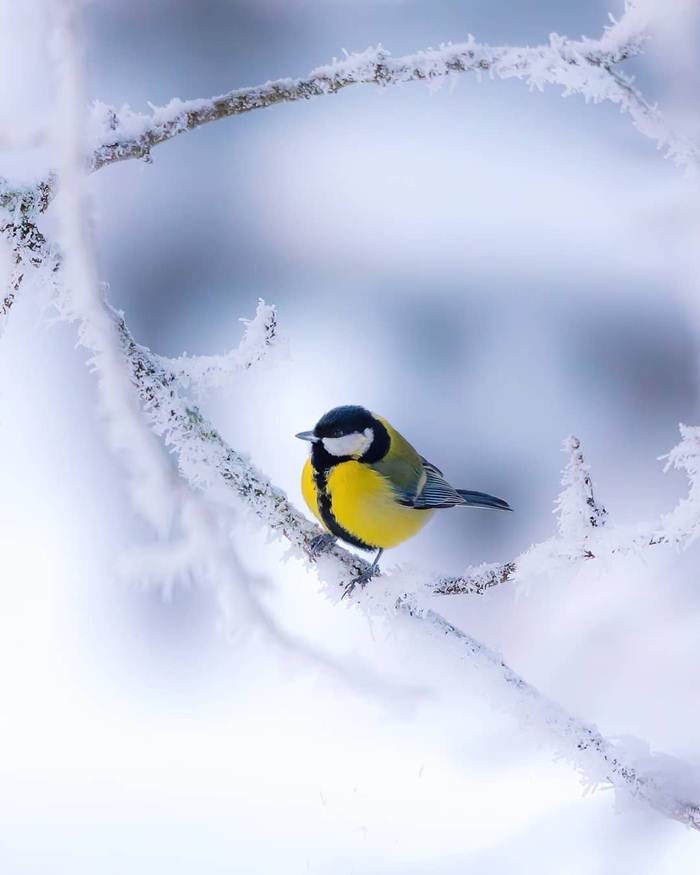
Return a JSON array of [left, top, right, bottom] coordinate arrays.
[[308, 405, 390, 466], [313, 405, 376, 439]]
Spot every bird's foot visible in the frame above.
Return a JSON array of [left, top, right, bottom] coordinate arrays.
[[308, 533, 337, 561], [341, 563, 380, 600]]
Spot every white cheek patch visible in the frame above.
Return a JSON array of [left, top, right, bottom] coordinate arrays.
[[322, 428, 374, 458]]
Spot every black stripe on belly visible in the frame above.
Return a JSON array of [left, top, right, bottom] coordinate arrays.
[[313, 466, 375, 551]]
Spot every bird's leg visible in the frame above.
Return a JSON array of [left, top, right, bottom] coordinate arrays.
[[341, 549, 383, 599], [308, 532, 337, 560], [370, 548, 383, 574]]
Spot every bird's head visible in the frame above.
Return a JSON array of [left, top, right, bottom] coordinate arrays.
[[296, 405, 389, 465]]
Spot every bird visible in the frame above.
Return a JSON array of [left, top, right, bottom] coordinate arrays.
[[296, 405, 511, 594]]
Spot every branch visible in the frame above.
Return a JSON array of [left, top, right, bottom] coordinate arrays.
[[86, 23, 699, 177], [405, 603, 700, 831], [87, 41, 602, 170], [433, 432, 698, 595], [116, 308, 371, 588], [0, 2, 694, 292], [156, 299, 282, 393], [51, 2, 184, 535], [0, 176, 57, 336], [580, 0, 650, 65], [555, 435, 608, 538], [661, 424, 700, 545]]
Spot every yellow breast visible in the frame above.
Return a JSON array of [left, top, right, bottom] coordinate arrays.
[[301, 457, 324, 525], [302, 457, 433, 550]]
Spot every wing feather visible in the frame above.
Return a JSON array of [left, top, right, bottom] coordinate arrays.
[[420, 456, 444, 477], [400, 461, 512, 511], [411, 466, 466, 509]]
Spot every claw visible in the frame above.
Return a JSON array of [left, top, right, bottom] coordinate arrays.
[[308, 533, 337, 561], [341, 562, 381, 600]]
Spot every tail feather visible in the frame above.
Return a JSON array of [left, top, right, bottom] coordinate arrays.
[[456, 489, 512, 512]]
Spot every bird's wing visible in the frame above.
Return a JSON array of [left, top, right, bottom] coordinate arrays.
[[372, 453, 425, 505], [369, 419, 510, 511], [380, 451, 464, 509], [420, 456, 444, 476], [410, 465, 466, 509], [370, 417, 426, 504], [375, 443, 464, 509], [402, 461, 513, 511]]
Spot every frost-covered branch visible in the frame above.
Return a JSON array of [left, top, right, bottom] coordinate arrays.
[[0, 1, 694, 329], [661, 424, 700, 545], [582, 0, 650, 65], [51, 2, 182, 534], [116, 309, 371, 589], [83, 6, 699, 176], [555, 435, 608, 539], [433, 431, 700, 596], [405, 603, 700, 831], [49, 6, 299, 642], [0, 176, 57, 336], [87, 39, 629, 168], [157, 299, 282, 393]]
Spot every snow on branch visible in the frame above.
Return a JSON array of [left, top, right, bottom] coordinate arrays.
[[404, 603, 700, 831], [0, 2, 695, 304], [433, 430, 699, 596], [555, 434, 608, 541], [661, 424, 700, 546], [83, 9, 699, 176], [581, 0, 650, 65], [0, 175, 57, 336], [116, 308, 371, 589], [157, 299, 283, 393], [51, 2, 182, 535]]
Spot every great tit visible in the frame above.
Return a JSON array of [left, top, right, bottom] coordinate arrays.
[[297, 405, 511, 592]]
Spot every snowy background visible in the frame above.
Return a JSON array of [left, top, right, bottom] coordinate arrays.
[[2, 0, 700, 872]]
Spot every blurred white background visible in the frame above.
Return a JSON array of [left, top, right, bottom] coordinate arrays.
[[1, 1, 700, 872]]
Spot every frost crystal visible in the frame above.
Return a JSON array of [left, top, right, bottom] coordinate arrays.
[[554, 435, 608, 543], [661, 424, 700, 545]]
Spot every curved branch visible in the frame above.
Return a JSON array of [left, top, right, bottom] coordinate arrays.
[[157, 299, 282, 392], [85, 13, 700, 178], [0, 5, 694, 243]]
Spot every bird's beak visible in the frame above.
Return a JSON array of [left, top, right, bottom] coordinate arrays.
[[295, 431, 319, 443]]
